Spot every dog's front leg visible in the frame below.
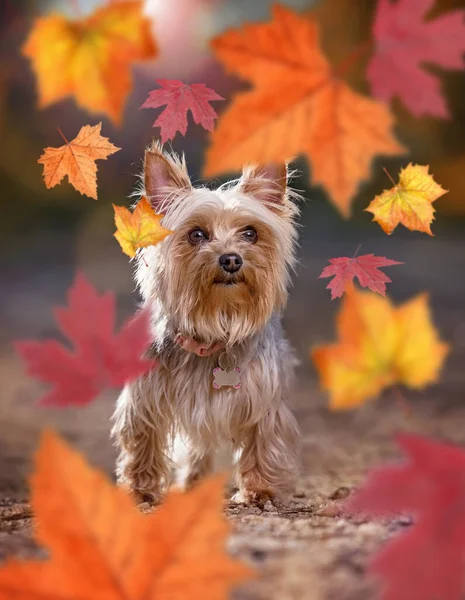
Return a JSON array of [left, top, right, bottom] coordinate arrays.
[[111, 375, 173, 505], [233, 402, 300, 505]]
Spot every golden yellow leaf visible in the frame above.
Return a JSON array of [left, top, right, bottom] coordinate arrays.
[[113, 197, 173, 258], [311, 288, 449, 410], [22, 1, 158, 124], [204, 5, 405, 216], [38, 123, 120, 199], [0, 430, 252, 599], [365, 163, 448, 235]]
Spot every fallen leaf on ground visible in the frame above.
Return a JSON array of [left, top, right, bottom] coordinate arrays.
[[141, 79, 224, 143], [15, 273, 156, 406], [0, 430, 252, 599], [319, 253, 402, 299], [367, 0, 465, 118], [346, 433, 465, 600], [205, 4, 405, 216], [22, 1, 157, 124], [113, 197, 173, 257], [311, 287, 449, 409], [366, 164, 448, 235], [38, 123, 120, 199]]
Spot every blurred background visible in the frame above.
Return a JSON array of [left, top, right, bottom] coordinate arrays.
[[1, 0, 465, 494]]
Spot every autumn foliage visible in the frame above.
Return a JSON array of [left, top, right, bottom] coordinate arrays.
[[205, 5, 405, 216], [23, 1, 157, 124], [0, 431, 252, 599], [312, 288, 449, 410], [15, 274, 157, 406], [346, 434, 465, 600]]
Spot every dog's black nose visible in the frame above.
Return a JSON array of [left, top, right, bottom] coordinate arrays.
[[219, 253, 243, 273]]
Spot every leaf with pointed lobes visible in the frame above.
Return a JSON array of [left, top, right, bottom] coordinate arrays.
[[367, 0, 465, 118], [113, 197, 173, 258], [205, 4, 405, 217], [366, 164, 448, 235], [0, 431, 253, 600], [346, 433, 465, 600], [38, 123, 120, 199], [15, 273, 157, 406], [311, 287, 449, 410], [320, 253, 402, 299], [141, 79, 224, 143], [22, 1, 158, 124]]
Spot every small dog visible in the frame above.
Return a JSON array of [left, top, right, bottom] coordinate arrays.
[[111, 142, 301, 505]]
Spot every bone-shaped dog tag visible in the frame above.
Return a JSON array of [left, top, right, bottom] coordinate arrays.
[[212, 352, 241, 389]]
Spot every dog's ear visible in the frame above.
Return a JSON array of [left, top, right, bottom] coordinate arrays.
[[144, 143, 192, 212], [238, 163, 288, 208]]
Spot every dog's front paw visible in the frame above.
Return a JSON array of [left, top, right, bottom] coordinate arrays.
[[231, 488, 275, 508]]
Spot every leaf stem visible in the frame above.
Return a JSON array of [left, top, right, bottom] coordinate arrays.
[[57, 127, 70, 145], [352, 244, 362, 259], [392, 385, 412, 420], [383, 167, 397, 187], [334, 38, 373, 78]]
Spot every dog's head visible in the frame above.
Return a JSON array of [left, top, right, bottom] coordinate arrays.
[[135, 143, 300, 345]]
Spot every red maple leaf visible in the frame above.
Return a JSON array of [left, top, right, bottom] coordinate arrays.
[[140, 79, 224, 143], [15, 273, 157, 406], [345, 434, 465, 600], [367, 0, 465, 118], [319, 253, 402, 300]]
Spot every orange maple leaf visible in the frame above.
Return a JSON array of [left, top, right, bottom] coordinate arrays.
[[113, 197, 174, 257], [204, 4, 406, 216], [38, 123, 120, 199], [365, 164, 448, 235], [0, 431, 252, 599], [22, 1, 157, 125], [311, 287, 449, 409]]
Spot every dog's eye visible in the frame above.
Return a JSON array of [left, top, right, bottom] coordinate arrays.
[[241, 227, 258, 243], [188, 228, 208, 244]]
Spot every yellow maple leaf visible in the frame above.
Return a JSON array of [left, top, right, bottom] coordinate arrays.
[[0, 430, 252, 599], [113, 197, 173, 258], [204, 4, 405, 216], [22, 1, 158, 125], [365, 164, 448, 235], [38, 123, 120, 199], [311, 288, 449, 410]]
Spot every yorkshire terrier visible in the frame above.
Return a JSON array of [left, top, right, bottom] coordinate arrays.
[[111, 142, 301, 505]]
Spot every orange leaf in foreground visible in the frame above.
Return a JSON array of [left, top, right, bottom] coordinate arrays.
[[0, 431, 252, 600], [311, 288, 449, 410], [22, 1, 157, 124], [38, 123, 120, 199], [205, 4, 405, 216], [113, 197, 173, 258]]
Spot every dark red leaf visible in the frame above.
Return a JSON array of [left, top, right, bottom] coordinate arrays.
[[319, 254, 402, 300], [346, 434, 465, 600], [15, 273, 157, 406], [140, 79, 224, 143]]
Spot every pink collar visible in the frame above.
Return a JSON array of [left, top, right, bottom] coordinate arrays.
[[175, 334, 225, 357]]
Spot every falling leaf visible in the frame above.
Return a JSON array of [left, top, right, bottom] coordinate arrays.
[[319, 253, 402, 300], [346, 433, 465, 600], [141, 79, 224, 143], [38, 123, 120, 199], [0, 431, 252, 599], [311, 288, 449, 409], [366, 164, 448, 235], [367, 0, 465, 118], [204, 4, 405, 216], [113, 197, 173, 258], [15, 273, 156, 406], [22, 1, 157, 124]]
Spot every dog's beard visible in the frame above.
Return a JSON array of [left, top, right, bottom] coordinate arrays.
[[162, 258, 286, 346]]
